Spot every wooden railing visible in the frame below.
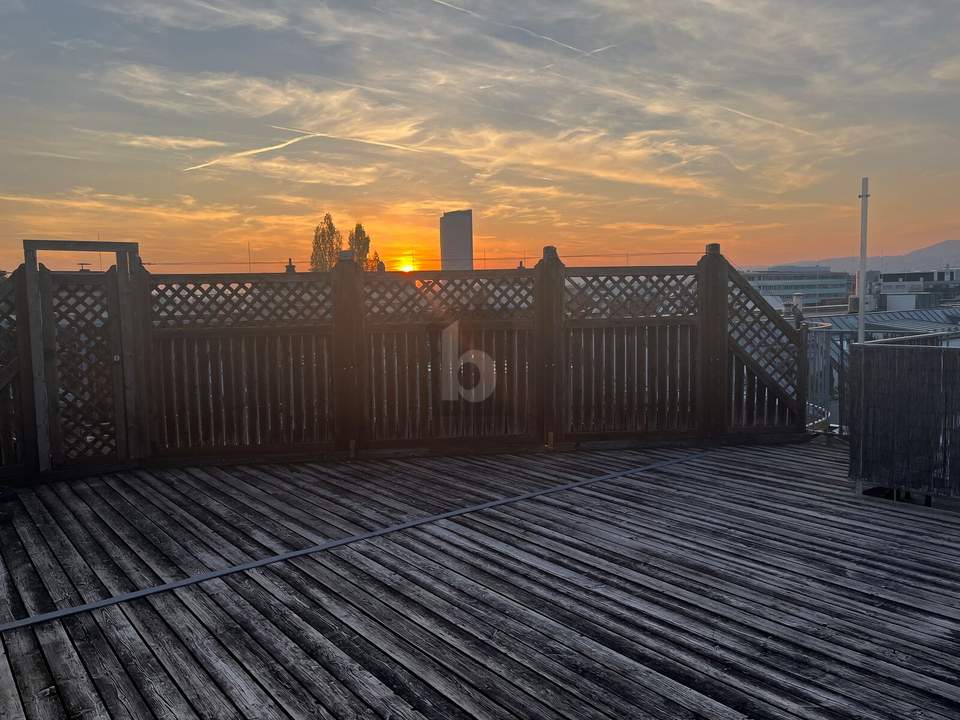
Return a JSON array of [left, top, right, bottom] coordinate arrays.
[[2, 242, 808, 478], [726, 271, 807, 431], [147, 272, 337, 454], [561, 265, 700, 436]]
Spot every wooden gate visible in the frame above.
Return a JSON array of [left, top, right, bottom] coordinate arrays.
[[15, 241, 142, 473], [40, 268, 126, 466]]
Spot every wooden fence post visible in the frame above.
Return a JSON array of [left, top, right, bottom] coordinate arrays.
[[21, 250, 51, 474], [114, 253, 153, 461], [535, 246, 565, 447], [135, 261, 157, 457], [14, 265, 42, 476], [332, 252, 363, 455], [698, 243, 728, 438]]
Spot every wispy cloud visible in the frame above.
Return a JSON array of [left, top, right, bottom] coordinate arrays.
[[932, 57, 960, 81], [0, 187, 241, 220], [86, 130, 227, 150], [85, 0, 286, 30], [192, 153, 386, 187]]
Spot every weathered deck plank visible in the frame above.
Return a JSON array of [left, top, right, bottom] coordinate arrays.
[[0, 637, 26, 720], [2, 440, 960, 719]]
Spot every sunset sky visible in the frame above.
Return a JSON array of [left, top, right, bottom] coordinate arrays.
[[1, 0, 959, 271]]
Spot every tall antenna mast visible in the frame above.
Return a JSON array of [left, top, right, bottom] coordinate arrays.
[[857, 177, 870, 343]]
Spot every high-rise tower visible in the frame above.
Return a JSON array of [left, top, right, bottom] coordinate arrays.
[[440, 209, 473, 271]]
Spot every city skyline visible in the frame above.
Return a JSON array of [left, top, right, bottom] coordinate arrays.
[[2, 1, 959, 271]]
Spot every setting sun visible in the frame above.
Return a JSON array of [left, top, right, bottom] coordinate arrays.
[[398, 259, 417, 273]]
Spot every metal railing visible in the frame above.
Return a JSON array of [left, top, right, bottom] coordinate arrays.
[[848, 339, 960, 498], [804, 326, 960, 434]]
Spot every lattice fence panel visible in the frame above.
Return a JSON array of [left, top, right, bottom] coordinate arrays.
[[364, 273, 536, 323], [564, 272, 698, 320], [727, 277, 800, 398], [152, 277, 334, 328], [51, 277, 117, 459]]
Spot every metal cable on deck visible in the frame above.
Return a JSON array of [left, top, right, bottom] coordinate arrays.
[[0, 450, 707, 633]]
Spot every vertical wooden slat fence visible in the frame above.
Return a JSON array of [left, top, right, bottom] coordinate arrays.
[[2, 242, 808, 478], [360, 268, 537, 445], [562, 265, 700, 437], [147, 273, 337, 454]]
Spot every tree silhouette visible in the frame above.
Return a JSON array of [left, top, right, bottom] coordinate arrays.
[[348, 223, 372, 269], [310, 213, 342, 272]]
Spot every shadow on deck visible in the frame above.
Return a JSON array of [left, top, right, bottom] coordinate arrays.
[[2, 439, 960, 719]]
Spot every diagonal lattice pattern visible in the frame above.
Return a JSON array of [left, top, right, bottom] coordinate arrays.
[[152, 277, 334, 328], [364, 273, 536, 322], [727, 277, 799, 397], [564, 272, 698, 320], [51, 277, 117, 459], [0, 276, 17, 374]]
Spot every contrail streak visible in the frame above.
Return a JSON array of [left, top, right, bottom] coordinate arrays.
[[714, 104, 815, 137], [425, 0, 588, 55], [534, 44, 618, 72], [477, 44, 618, 94], [269, 126, 426, 153], [184, 127, 424, 172], [586, 85, 816, 139], [184, 134, 319, 171]]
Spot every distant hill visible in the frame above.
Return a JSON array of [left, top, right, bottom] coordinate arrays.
[[788, 239, 960, 274]]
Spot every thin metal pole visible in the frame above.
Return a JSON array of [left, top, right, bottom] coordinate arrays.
[[857, 177, 870, 343]]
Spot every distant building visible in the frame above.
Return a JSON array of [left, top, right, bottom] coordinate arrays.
[[742, 265, 852, 307], [857, 267, 960, 311], [883, 292, 938, 311], [878, 268, 960, 296], [440, 209, 473, 271]]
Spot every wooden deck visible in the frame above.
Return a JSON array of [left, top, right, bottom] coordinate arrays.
[[2, 440, 959, 719]]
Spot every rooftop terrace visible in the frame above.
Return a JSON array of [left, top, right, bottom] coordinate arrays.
[[3, 439, 959, 720]]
